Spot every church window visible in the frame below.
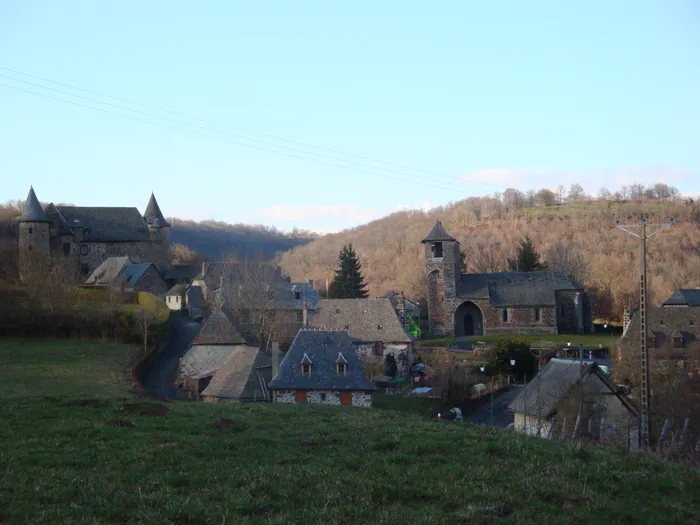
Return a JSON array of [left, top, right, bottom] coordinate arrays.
[[502, 309, 509, 323], [534, 308, 541, 322], [432, 242, 443, 258]]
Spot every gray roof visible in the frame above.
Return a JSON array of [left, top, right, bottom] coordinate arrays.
[[421, 221, 457, 243], [663, 289, 700, 308], [187, 285, 207, 308], [192, 309, 246, 345], [201, 346, 272, 401], [268, 330, 377, 391], [163, 265, 201, 282], [179, 345, 236, 378], [120, 263, 154, 289], [309, 298, 412, 343], [458, 271, 582, 307], [508, 358, 636, 419], [84, 256, 158, 289], [44, 203, 73, 234], [144, 193, 170, 227], [18, 187, 49, 223], [166, 284, 187, 296], [622, 307, 699, 347], [55, 206, 151, 242]]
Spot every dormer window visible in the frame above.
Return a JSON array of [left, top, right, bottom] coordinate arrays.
[[336, 353, 348, 375], [431, 242, 443, 258], [300, 352, 313, 375]]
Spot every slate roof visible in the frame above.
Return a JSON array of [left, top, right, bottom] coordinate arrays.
[[18, 187, 49, 223], [120, 263, 154, 289], [622, 307, 699, 347], [192, 309, 246, 345], [163, 265, 201, 283], [309, 298, 412, 343], [201, 346, 272, 401], [187, 285, 206, 309], [166, 284, 187, 296], [508, 358, 637, 419], [268, 330, 377, 391], [179, 345, 236, 379], [44, 203, 73, 234], [84, 256, 159, 290], [663, 289, 700, 308], [421, 221, 456, 243], [144, 193, 170, 227], [55, 206, 151, 242], [458, 271, 582, 307]]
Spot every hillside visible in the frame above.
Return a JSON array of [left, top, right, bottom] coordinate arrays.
[[280, 197, 700, 321], [2, 339, 699, 524]]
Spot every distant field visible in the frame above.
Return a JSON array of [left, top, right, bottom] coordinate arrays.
[[1, 339, 698, 524]]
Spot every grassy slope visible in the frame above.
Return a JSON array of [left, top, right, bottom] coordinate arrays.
[[1, 340, 699, 525]]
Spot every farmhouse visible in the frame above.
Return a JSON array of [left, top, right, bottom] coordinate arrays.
[[309, 298, 413, 377], [423, 221, 592, 336], [268, 329, 377, 407]]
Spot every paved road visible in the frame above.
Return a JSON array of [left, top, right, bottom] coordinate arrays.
[[142, 312, 201, 399], [467, 385, 524, 427]]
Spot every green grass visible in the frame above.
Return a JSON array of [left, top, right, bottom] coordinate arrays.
[[373, 394, 445, 415], [1, 339, 699, 524], [420, 333, 619, 348]]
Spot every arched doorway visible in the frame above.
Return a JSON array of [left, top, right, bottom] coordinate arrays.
[[454, 301, 484, 336]]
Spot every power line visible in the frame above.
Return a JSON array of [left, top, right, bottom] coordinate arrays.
[[0, 82, 465, 193], [0, 66, 504, 192]]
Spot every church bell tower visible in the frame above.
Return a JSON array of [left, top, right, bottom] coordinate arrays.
[[421, 221, 460, 335]]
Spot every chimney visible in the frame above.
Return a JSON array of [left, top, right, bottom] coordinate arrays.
[[271, 332, 280, 378], [201, 261, 210, 276], [302, 302, 308, 327]]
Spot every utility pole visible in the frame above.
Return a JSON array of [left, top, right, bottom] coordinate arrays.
[[616, 218, 674, 450]]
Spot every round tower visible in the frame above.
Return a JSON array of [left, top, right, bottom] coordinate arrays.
[[18, 186, 51, 280], [421, 221, 461, 336], [143, 192, 171, 272]]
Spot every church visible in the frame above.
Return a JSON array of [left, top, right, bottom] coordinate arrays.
[[422, 221, 592, 336], [18, 186, 171, 281]]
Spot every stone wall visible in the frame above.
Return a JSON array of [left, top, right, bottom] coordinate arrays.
[[272, 389, 373, 407], [18, 222, 50, 280], [77, 240, 169, 279], [355, 343, 412, 376], [307, 390, 342, 405], [273, 390, 296, 403], [351, 392, 373, 408], [444, 297, 559, 336]]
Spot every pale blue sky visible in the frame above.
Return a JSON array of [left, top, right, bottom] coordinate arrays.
[[1, 1, 698, 233]]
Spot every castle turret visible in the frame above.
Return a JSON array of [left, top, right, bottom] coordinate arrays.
[[421, 221, 461, 335], [18, 186, 51, 280], [143, 192, 171, 272]]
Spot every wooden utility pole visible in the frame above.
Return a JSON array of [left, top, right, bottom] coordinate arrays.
[[616, 218, 674, 450]]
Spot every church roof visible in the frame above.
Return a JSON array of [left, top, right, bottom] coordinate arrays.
[[268, 330, 377, 392], [18, 187, 50, 223], [309, 298, 412, 343], [663, 289, 700, 308], [144, 193, 170, 227], [421, 221, 456, 243], [56, 206, 151, 242], [458, 271, 583, 307]]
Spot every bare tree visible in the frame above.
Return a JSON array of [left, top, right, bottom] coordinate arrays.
[[135, 307, 157, 352], [545, 244, 588, 284], [567, 183, 586, 202], [535, 188, 557, 207], [556, 185, 566, 204], [598, 187, 612, 200]]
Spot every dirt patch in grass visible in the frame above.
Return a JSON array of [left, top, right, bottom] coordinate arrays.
[[215, 418, 244, 429], [106, 419, 135, 428], [121, 403, 169, 416]]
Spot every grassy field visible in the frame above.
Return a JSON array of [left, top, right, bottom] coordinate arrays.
[[1, 339, 699, 524], [420, 333, 620, 349]]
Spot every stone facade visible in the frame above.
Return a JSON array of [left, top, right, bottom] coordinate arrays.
[[75, 239, 170, 280], [272, 389, 373, 407], [355, 343, 412, 376], [18, 222, 51, 280]]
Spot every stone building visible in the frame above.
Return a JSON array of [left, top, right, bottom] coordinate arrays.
[[309, 298, 414, 377], [85, 256, 168, 295], [422, 221, 591, 336], [268, 329, 377, 407], [200, 346, 273, 403], [18, 186, 171, 282]]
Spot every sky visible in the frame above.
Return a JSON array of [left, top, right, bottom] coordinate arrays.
[[1, 1, 698, 233]]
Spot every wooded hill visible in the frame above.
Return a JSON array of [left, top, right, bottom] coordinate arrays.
[[280, 194, 700, 322]]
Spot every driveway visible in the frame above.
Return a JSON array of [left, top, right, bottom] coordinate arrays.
[[467, 385, 523, 427], [142, 312, 201, 399]]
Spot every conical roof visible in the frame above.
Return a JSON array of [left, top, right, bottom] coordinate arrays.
[[18, 187, 49, 223], [421, 221, 456, 243], [144, 193, 169, 227]]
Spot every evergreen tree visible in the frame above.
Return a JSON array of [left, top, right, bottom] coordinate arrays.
[[508, 235, 548, 272], [329, 243, 369, 298]]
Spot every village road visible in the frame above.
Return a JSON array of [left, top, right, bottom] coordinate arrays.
[[467, 385, 523, 427], [142, 313, 201, 399]]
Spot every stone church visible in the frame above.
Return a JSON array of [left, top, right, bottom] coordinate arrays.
[[422, 221, 592, 336], [18, 186, 171, 281]]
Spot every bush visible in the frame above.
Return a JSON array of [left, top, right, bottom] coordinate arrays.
[[487, 338, 538, 379]]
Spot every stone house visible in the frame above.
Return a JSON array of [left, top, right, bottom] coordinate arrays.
[[177, 309, 255, 397], [200, 345, 272, 403], [422, 221, 592, 336], [509, 358, 639, 447], [85, 256, 168, 295], [268, 329, 377, 407], [309, 298, 414, 377], [18, 186, 171, 281], [165, 284, 186, 311]]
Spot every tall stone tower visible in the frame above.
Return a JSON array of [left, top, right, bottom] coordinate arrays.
[[18, 186, 51, 280], [143, 192, 171, 272], [421, 221, 461, 335]]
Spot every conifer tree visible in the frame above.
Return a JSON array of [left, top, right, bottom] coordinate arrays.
[[508, 235, 548, 272], [329, 243, 369, 298]]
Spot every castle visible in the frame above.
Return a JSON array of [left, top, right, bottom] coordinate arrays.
[[18, 186, 171, 281], [422, 221, 592, 336]]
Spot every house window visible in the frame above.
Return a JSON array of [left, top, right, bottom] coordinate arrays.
[[167, 297, 170, 303], [301, 364, 311, 375], [62, 243, 71, 255], [320, 393, 327, 402], [336, 308, 340, 314], [80, 244, 88, 256], [81, 264, 90, 275], [374, 342, 384, 356], [502, 309, 509, 323], [294, 291, 301, 300], [377, 324, 383, 331], [431, 242, 443, 258], [534, 308, 541, 322], [673, 335, 684, 349], [28, 246, 33, 252], [344, 324, 349, 330], [337, 363, 347, 375], [28, 227, 33, 234]]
